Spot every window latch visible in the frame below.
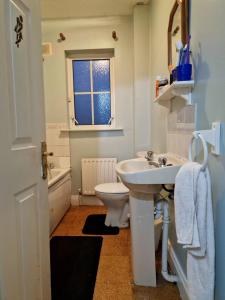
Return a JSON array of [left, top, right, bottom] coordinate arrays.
[[108, 116, 114, 125], [71, 116, 79, 125]]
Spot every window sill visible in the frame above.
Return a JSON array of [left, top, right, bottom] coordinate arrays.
[[61, 127, 123, 133]]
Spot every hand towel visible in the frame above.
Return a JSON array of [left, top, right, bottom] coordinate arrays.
[[174, 162, 215, 300]]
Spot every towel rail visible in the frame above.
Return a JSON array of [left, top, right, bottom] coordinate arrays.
[[189, 133, 208, 170], [188, 121, 222, 170]]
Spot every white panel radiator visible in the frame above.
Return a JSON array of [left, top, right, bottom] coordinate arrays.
[[81, 158, 117, 195]]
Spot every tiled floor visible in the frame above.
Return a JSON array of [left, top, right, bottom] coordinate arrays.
[[52, 206, 181, 300]]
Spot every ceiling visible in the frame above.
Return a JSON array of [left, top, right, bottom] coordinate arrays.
[[41, 0, 150, 20]]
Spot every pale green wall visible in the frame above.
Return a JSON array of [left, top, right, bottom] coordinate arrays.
[[42, 17, 135, 194], [149, 0, 188, 278], [43, 9, 152, 195], [149, 1, 225, 299], [133, 6, 151, 152], [149, 0, 174, 153], [191, 1, 225, 299]]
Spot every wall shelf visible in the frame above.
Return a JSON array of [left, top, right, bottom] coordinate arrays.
[[154, 80, 195, 105]]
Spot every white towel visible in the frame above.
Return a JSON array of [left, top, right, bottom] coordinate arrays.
[[174, 162, 215, 300]]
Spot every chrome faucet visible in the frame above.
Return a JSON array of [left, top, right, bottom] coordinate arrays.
[[145, 151, 159, 167], [47, 162, 55, 171], [158, 156, 167, 167], [145, 150, 154, 162], [145, 151, 168, 168], [47, 162, 55, 179]]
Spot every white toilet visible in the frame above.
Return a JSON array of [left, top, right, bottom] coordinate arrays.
[[94, 152, 162, 250], [94, 182, 129, 228], [95, 180, 162, 249]]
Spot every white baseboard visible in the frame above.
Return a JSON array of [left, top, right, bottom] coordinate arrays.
[[168, 240, 189, 300], [79, 195, 103, 206]]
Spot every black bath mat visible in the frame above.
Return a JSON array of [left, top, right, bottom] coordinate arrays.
[[82, 214, 120, 235], [50, 236, 103, 300]]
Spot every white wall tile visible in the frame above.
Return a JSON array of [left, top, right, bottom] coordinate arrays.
[[58, 157, 71, 168], [46, 123, 70, 168], [48, 145, 70, 157], [166, 104, 195, 158], [46, 123, 58, 129], [167, 132, 193, 158]]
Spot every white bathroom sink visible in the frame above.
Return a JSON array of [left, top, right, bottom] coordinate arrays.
[[116, 153, 187, 286], [116, 153, 186, 194]]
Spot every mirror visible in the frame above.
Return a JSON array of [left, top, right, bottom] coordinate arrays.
[[168, 0, 189, 72]]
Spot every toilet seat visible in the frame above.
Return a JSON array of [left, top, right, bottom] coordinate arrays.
[[95, 182, 129, 195]]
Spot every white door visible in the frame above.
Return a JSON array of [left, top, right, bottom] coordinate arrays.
[[0, 0, 51, 299]]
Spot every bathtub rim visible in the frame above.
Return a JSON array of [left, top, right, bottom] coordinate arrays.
[[48, 168, 71, 188]]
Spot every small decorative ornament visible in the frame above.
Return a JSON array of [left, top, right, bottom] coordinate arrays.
[[14, 15, 23, 48]]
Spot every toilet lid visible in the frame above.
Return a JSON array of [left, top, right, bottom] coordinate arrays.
[[95, 182, 129, 194]]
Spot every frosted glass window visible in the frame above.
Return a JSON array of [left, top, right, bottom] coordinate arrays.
[[92, 60, 110, 92], [72, 58, 112, 126], [94, 94, 111, 125], [74, 94, 92, 125], [73, 60, 91, 92]]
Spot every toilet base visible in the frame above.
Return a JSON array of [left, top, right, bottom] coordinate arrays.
[[95, 182, 130, 229], [117, 221, 129, 228], [104, 202, 129, 228]]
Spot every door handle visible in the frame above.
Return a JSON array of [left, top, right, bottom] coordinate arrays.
[[41, 141, 54, 180]]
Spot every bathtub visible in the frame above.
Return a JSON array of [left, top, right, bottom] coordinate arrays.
[[48, 168, 71, 234]]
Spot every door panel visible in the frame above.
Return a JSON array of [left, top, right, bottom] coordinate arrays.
[[0, 0, 51, 299], [15, 186, 41, 300], [9, 0, 32, 144]]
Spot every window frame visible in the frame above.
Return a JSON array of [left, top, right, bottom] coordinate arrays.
[[66, 56, 115, 130]]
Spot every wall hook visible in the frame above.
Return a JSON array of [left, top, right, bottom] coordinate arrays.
[[57, 32, 66, 43], [112, 31, 118, 41]]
